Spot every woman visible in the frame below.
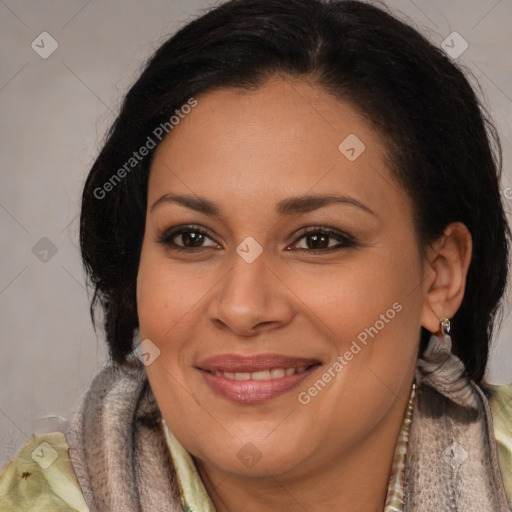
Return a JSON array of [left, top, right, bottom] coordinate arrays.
[[1, 0, 511, 510]]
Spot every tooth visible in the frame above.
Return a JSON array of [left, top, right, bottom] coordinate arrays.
[[218, 367, 306, 380], [251, 370, 271, 380], [214, 371, 223, 376], [270, 368, 286, 379]]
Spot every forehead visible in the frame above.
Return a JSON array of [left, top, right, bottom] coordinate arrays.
[[148, 77, 405, 220]]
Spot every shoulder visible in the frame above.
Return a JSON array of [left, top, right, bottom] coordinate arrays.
[[0, 431, 89, 511], [485, 381, 512, 438], [484, 381, 512, 510]]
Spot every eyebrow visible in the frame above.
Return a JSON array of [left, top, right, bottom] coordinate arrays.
[[151, 193, 377, 217]]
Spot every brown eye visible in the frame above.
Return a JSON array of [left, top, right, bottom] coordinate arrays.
[[176, 231, 205, 247], [290, 227, 356, 253], [157, 225, 219, 251]]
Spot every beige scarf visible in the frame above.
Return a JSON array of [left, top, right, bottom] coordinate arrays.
[[66, 332, 510, 511]]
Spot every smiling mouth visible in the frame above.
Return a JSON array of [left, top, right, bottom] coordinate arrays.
[[197, 355, 321, 404]]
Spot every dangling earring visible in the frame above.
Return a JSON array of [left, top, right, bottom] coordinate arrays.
[[415, 314, 479, 409], [440, 315, 450, 335]]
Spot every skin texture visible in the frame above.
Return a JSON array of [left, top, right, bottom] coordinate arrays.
[[136, 76, 472, 512]]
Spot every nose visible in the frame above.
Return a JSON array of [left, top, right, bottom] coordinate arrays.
[[207, 246, 295, 337]]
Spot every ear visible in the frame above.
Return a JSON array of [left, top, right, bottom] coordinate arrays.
[[420, 222, 473, 334]]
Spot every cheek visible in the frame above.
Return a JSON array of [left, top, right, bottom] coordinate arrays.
[[284, 251, 412, 335], [287, 248, 422, 387], [135, 247, 220, 380], [136, 244, 185, 344]]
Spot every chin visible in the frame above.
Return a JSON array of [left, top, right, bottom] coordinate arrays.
[[192, 428, 314, 479], [203, 448, 305, 479]]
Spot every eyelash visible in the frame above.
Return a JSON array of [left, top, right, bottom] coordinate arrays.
[[157, 224, 357, 254]]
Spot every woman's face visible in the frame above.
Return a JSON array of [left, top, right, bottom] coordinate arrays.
[[137, 77, 430, 480]]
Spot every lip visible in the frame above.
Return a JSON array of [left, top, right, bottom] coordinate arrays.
[[197, 353, 321, 404], [198, 353, 321, 373]]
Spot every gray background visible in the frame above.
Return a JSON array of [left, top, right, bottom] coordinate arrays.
[[1, 0, 511, 469]]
